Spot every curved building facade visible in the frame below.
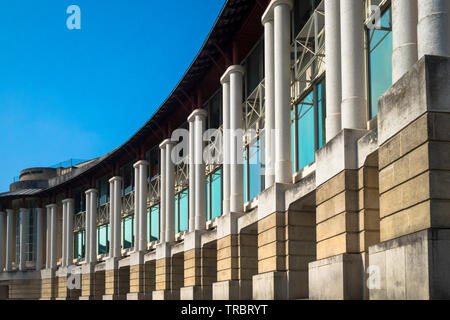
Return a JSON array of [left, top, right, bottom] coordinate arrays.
[[0, 0, 449, 300]]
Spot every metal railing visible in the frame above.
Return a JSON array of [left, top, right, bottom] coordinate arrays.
[[97, 203, 110, 225], [291, 0, 325, 103], [244, 80, 265, 135], [122, 191, 134, 218], [148, 176, 160, 208], [73, 211, 86, 232]]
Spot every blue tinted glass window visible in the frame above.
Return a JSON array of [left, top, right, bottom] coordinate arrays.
[[149, 205, 159, 242], [97, 224, 109, 255], [248, 139, 262, 201], [179, 190, 188, 232], [122, 216, 134, 249], [296, 91, 315, 170], [368, 8, 392, 119], [243, 149, 248, 202], [74, 231, 85, 259], [210, 169, 222, 219], [291, 109, 296, 174]]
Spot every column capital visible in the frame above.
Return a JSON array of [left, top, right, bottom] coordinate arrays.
[[262, 0, 294, 24], [108, 176, 124, 184], [85, 188, 98, 195], [19, 208, 30, 213], [62, 198, 75, 205], [6, 209, 14, 215], [187, 108, 207, 122], [220, 65, 245, 84], [46, 204, 58, 209], [133, 160, 149, 169], [159, 138, 177, 149]]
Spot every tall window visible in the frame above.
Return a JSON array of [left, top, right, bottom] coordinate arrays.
[[122, 215, 134, 249], [147, 204, 160, 242], [206, 169, 222, 220], [96, 176, 110, 206], [74, 230, 85, 259], [175, 189, 188, 234], [292, 78, 326, 173], [97, 224, 109, 255], [368, 6, 392, 119], [244, 138, 264, 203], [121, 163, 134, 195], [74, 187, 86, 214], [293, 0, 322, 36]]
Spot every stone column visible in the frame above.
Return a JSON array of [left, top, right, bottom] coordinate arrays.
[[262, 14, 275, 187], [181, 109, 208, 301], [48, 205, 58, 270], [61, 201, 67, 267], [45, 206, 51, 269], [109, 177, 122, 259], [84, 192, 91, 265], [0, 211, 5, 272], [5, 209, 14, 272], [159, 143, 167, 243], [274, 0, 293, 183], [164, 140, 176, 243], [66, 199, 74, 267], [340, 0, 367, 130], [134, 164, 140, 252], [137, 161, 149, 252], [221, 77, 231, 216], [104, 176, 125, 301], [325, 0, 342, 141], [81, 189, 100, 300], [392, 0, 418, 83], [418, 0, 449, 59], [35, 208, 44, 271], [85, 190, 98, 265], [109, 178, 115, 259], [194, 109, 207, 230], [188, 117, 196, 232], [221, 65, 245, 213], [19, 208, 29, 271]]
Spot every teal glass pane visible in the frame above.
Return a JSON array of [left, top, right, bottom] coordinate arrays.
[[368, 8, 392, 119], [243, 149, 248, 202], [297, 91, 315, 170], [248, 139, 262, 201], [317, 81, 326, 149], [150, 205, 159, 241], [97, 224, 109, 255], [211, 169, 222, 219], [74, 231, 85, 259], [206, 175, 211, 220], [175, 194, 179, 234], [291, 108, 296, 174], [179, 190, 188, 232], [123, 216, 133, 249]]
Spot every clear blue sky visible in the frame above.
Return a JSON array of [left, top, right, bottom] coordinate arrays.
[[0, 0, 225, 192]]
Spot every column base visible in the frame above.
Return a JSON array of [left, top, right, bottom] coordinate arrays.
[[180, 286, 203, 300], [79, 296, 100, 301], [102, 294, 126, 300], [126, 292, 152, 300], [252, 272, 287, 300], [212, 280, 239, 300], [152, 289, 179, 300], [368, 228, 450, 300], [308, 253, 364, 300]]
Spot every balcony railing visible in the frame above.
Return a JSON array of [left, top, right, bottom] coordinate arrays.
[[73, 211, 86, 232], [291, 0, 325, 103], [122, 191, 134, 218], [148, 176, 160, 208], [244, 80, 265, 134], [175, 162, 189, 194], [97, 203, 110, 225]]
